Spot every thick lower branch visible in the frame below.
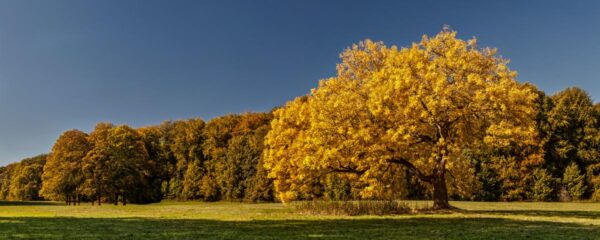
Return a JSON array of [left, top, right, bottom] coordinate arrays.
[[387, 158, 432, 183], [328, 166, 366, 175]]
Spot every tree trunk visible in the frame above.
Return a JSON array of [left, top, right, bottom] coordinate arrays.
[[165, 179, 170, 198], [388, 156, 452, 210], [432, 172, 450, 209], [98, 194, 101, 206], [114, 193, 118, 205]]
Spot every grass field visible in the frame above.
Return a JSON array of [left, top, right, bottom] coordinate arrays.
[[0, 201, 599, 239]]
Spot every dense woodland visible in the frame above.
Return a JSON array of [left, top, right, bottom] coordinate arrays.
[[0, 30, 599, 206], [0, 113, 274, 204]]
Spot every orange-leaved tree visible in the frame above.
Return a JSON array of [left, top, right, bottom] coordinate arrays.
[[41, 130, 91, 204], [263, 29, 539, 209]]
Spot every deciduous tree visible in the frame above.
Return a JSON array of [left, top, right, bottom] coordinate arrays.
[[104, 125, 150, 205], [562, 162, 586, 201], [9, 155, 46, 201], [82, 122, 114, 205], [264, 30, 539, 209], [41, 130, 91, 204], [170, 119, 205, 199], [546, 88, 599, 180]]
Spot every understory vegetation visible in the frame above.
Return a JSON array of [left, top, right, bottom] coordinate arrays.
[[295, 200, 420, 216]]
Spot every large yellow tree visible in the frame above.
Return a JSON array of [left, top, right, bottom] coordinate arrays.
[[264, 30, 539, 209]]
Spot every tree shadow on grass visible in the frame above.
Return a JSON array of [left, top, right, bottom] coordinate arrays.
[[0, 201, 63, 206], [0, 216, 598, 240], [463, 209, 600, 220]]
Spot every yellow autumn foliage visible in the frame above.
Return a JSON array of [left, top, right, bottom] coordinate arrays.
[[263, 29, 539, 208]]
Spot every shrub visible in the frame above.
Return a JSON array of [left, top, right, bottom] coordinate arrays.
[[295, 200, 421, 216], [562, 162, 586, 201], [530, 169, 556, 201], [474, 162, 502, 201]]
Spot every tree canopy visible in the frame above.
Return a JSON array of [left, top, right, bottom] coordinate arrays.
[[264, 30, 540, 209], [41, 130, 91, 203]]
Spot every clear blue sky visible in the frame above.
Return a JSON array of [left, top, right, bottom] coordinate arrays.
[[0, 0, 598, 165]]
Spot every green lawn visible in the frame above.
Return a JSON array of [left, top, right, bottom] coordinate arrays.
[[0, 201, 599, 239]]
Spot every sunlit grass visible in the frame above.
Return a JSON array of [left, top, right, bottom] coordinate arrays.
[[0, 201, 599, 239]]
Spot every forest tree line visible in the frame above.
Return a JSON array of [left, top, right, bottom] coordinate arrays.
[[0, 112, 274, 204], [0, 31, 599, 206], [0, 85, 597, 204]]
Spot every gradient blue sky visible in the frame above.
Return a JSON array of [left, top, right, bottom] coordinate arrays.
[[0, 0, 599, 165]]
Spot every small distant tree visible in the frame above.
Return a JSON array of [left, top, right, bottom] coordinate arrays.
[[105, 125, 150, 205], [137, 126, 169, 203], [545, 88, 599, 197], [200, 113, 274, 202], [41, 130, 91, 204], [182, 160, 203, 200], [221, 135, 254, 200], [0, 164, 17, 200], [245, 157, 275, 202], [82, 122, 114, 205], [83, 123, 152, 205], [474, 160, 502, 201], [562, 162, 586, 201], [200, 173, 219, 201], [145, 121, 178, 200], [530, 168, 555, 201], [202, 115, 241, 200], [169, 119, 206, 199], [9, 155, 46, 201], [590, 103, 600, 200]]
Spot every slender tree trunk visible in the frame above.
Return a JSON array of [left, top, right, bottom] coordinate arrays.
[[167, 179, 171, 198], [114, 193, 118, 205], [98, 194, 101, 206], [122, 194, 126, 206]]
